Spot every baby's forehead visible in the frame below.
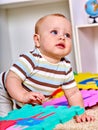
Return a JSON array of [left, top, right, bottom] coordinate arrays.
[[36, 15, 71, 33], [41, 15, 67, 23], [40, 16, 69, 28]]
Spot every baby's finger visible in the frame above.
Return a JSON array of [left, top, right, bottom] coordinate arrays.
[[32, 92, 45, 101], [29, 93, 42, 103]]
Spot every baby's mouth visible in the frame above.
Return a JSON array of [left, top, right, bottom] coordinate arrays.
[[56, 43, 65, 49]]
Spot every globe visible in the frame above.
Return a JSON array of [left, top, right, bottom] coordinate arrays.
[[85, 0, 98, 17]]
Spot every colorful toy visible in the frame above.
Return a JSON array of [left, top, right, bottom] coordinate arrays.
[[85, 0, 98, 23], [45, 73, 98, 99], [0, 104, 84, 130], [74, 72, 98, 90], [0, 72, 98, 130], [46, 87, 64, 100], [43, 72, 98, 108], [43, 90, 98, 108]]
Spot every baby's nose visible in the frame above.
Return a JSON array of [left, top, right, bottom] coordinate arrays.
[[59, 35, 65, 40]]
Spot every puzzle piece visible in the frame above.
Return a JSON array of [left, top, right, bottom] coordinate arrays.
[[43, 90, 98, 108], [0, 104, 85, 130], [45, 72, 98, 99], [1, 72, 98, 130], [74, 72, 98, 89]]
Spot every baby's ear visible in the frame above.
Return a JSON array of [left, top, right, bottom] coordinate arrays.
[[33, 34, 40, 48]]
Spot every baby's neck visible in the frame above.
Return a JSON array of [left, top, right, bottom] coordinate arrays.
[[43, 55, 61, 64], [37, 48, 61, 64]]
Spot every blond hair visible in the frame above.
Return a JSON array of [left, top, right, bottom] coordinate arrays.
[[35, 13, 67, 34]]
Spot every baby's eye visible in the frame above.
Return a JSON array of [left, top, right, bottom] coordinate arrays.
[[64, 33, 71, 38], [51, 30, 58, 35]]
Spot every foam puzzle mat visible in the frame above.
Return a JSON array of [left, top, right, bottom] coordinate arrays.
[[74, 72, 98, 90], [0, 72, 98, 130], [0, 105, 84, 130], [43, 90, 98, 108]]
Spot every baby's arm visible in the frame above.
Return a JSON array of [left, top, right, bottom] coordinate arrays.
[[5, 70, 45, 104], [64, 87, 95, 122]]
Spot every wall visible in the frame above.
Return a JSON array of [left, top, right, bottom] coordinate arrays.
[[0, 1, 76, 72]]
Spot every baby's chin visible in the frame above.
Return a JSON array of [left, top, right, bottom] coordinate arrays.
[[57, 51, 71, 58]]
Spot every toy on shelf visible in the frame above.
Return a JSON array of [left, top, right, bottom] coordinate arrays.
[[0, 104, 84, 130], [85, 0, 98, 23]]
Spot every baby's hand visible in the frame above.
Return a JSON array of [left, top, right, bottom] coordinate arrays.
[[23, 91, 45, 105], [75, 112, 95, 123]]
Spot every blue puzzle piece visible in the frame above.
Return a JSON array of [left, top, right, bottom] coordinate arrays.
[[16, 117, 43, 126], [79, 77, 98, 86]]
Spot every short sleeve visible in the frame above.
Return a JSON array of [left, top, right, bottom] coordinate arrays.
[[9, 52, 35, 81], [61, 58, 77, 89]]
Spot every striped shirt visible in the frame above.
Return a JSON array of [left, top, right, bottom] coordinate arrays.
[[10, 48, 76, 96]]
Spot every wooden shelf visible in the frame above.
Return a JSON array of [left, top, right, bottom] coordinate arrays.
[[76, 23, 98, 28], [0, 0, 65, 8]]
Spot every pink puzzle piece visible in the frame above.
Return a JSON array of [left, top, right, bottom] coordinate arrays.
[[43, 90, 98, 108], [6, 125, 27, 130], [6, 125, 21, 130]]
